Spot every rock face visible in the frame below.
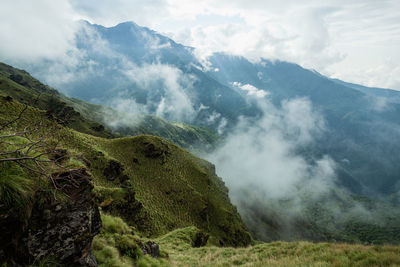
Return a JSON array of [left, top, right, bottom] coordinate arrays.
[[2, 168, 102, 266]]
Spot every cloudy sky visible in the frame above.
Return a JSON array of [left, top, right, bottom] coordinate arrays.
[[1, 0, 399, 90]]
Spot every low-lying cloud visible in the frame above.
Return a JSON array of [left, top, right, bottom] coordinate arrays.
[[205, 94, 385, 240], [232, 82, 269, 98], [120, 63, 197, 122], [208, 96, 330, 201]]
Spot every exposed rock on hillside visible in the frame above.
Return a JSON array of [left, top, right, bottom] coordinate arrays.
[[1, 169, 101, 266]]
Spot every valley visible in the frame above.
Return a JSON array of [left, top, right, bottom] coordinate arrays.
[[1, 6, 400, 266]]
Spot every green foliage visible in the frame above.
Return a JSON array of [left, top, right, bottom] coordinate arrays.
[[101, 213, 131, 235], [93, 213, 168, 267], [136, 255, 169, 267], [29, 257, 59, 267], [0, 63, 245, 246], [0, 162, 33, 209], [92, 236, 133, 267], [95, 135, 251, 246], [114, 235, 143, 260]]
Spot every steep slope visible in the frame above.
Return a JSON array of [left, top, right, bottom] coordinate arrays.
[[0, 62, 219, 150], [2, 95, 400, 266], [0, 62, 113, 138], [0, 95, 251, 249]]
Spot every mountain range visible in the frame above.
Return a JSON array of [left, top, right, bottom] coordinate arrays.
[[21, 20, 400, 197], [2, 20, 400, 266]]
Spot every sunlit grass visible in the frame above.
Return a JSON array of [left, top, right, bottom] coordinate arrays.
[[156, 227, 400, 267]]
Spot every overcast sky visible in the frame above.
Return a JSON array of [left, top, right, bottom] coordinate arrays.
[[1, 0, 399, 90]]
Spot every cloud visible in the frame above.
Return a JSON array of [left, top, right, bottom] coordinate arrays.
[[204, 94, 395, 240], [0, 0, 80, 63], [163, 0, 400, 89], [207, 96, 329, 200], [329, 59, 400, 91], [232, 82, 269, 98], [2, 0, 399, 90], [69, 0, 169, 28], [204, 95, 342, 238], [280, 98, 325, 144], [121, 63, 197, 122]]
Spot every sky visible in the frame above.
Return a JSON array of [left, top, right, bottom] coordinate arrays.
[[0, 0, 399, 90]]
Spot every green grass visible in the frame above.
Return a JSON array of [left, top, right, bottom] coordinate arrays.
[[156, 226, 400, 267], [0, 161, 33, 209], [101, 213, 132, 235], [0, 94, 250, 247], [93, 213, 169, 267], [2, 62, 400, 266], [0, 61, 219, 151], [92, 135, 251, 246]]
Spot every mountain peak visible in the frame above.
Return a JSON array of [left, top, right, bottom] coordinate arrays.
[[113, 21, 139, 28]]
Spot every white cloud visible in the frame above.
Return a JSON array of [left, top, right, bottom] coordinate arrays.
[[69, 0, 169, 28], [1, 0, 399, 90], [232, 82, 269, 98], [280, 98, 325, 144], [329, 59, 400, 91], [164, 1, 400, 90], [0, 0, 80, 63], [207, 96, 333, 201], [120, 63, 197, 122]]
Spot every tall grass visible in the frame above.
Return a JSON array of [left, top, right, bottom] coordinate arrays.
[[156, 227, 400, 267], [0, 162, 33, 209]]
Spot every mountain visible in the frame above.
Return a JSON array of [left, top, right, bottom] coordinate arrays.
[[4, 20, 400, 245], [206, 54, 400, 195], [2, 62, 400, 265], [18, 20, 400, 198], [43, 21, 256, 128], [0, 62, 219, 150], [0, 69, 250, 265]]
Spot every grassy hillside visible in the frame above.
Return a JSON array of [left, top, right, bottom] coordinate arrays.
[[2, 65, 400, 266], [0, 62, 219, 150], [91, 215, 400, 267], [156, 227, 400, 267], [0, 62, 114, 138], [0, 96, 250, 248]]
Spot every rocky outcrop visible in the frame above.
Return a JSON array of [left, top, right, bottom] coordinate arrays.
[[1, 168, 101, 266], [140, 241, 160, 258], [102, 159, 131, 187], [193, 229, 209, 247], [103, 160, 124, 181], [142, 141, 170, 164]]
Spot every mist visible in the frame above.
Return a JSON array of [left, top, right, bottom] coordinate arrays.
[[206, 93, 399, 241]]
